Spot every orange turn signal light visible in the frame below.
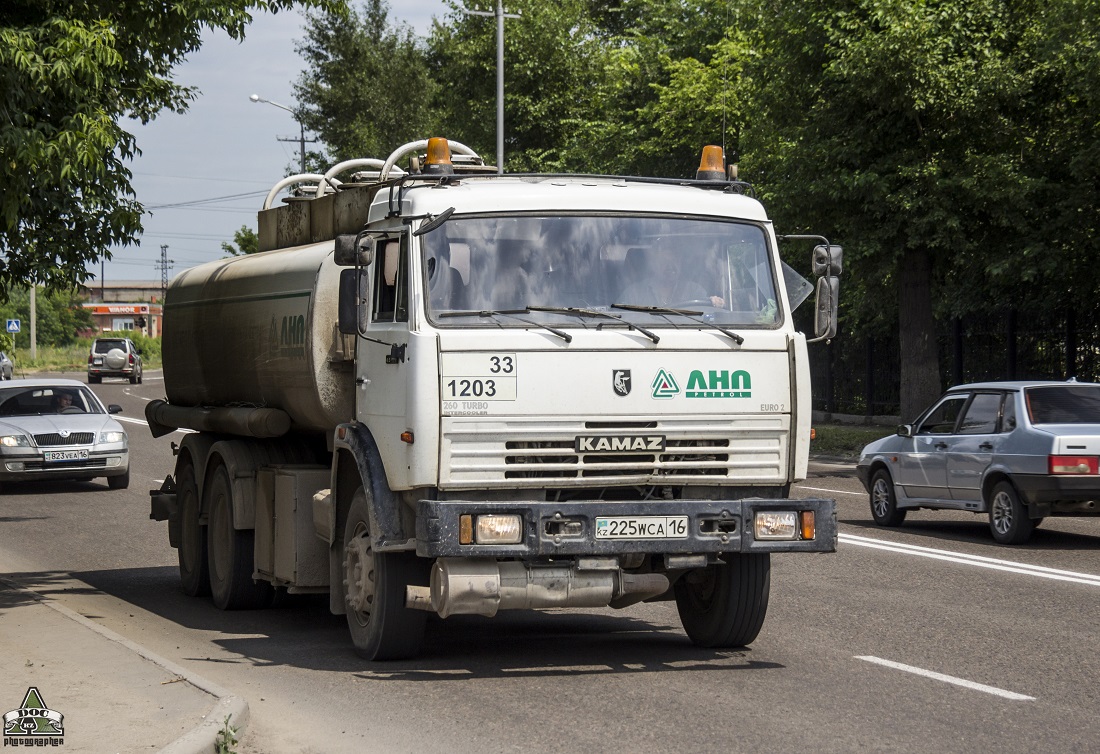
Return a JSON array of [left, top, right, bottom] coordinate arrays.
[[459, 514, 473, 544], [799, 510, 816, 540]]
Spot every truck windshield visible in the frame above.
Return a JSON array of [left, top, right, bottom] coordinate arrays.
[[420, 215, 782, 328]]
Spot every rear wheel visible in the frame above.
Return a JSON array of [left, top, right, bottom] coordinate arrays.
[[675, 553, 770, 647], [343, 487, 428, 660], [870, 468, 907, 526], [988, 480, 1034, 544], [177, 462, 210, 597], [206, 464, 272, 609]]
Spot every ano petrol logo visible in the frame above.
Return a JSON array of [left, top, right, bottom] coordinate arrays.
[[3, 687, 64, 745], [686, 369, 751, 398], [650, 368, 752, 399]]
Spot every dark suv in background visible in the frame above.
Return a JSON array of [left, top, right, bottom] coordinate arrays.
[[88, 338, 143, 384]]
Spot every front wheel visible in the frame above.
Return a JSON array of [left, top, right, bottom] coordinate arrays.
[[343, 487, 428, 660], [107, 468, 130, 490], [206, 464, 272, 609], [675, 553, 770, 648], [870, 468, 907, 526], [988, 480, 1034, 545]]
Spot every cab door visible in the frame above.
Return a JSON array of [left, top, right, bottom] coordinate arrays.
[[358, 233, 412, 487]]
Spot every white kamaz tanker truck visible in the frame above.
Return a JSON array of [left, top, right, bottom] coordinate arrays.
[[148, 138, 842, 660]]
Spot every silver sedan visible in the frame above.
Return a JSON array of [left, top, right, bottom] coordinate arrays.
[[857, 380, 1100, 544], [0, 379, 129, 490]]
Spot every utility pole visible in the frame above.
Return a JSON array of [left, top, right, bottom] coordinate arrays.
[[29, 284, 36, 361], [461, 1, 520, 173], [156, 244, 174, 302]]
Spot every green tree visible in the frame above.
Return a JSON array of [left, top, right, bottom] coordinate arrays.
[[0, 0, 330, 299], [222, 225, 260, 256], [0, 287, 94, 348], [294, 1, 438, 164], [741, 0, 1040, 418]]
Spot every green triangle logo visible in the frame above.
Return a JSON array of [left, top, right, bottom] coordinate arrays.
[[651, 369, 680, 399]]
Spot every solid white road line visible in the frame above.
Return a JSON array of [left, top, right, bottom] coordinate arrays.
[[855, 655, 1035, 701], [800, 484, 865, 496], [839, 532, 1100, 587]]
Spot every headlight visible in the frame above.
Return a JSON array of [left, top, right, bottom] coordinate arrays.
[[459, 513, 524, 544], [754, 511, 799, 540], [99, 431, 126, 443], [0, 435, 30, 447]]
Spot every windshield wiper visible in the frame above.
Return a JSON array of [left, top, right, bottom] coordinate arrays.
[[527, 306, 660, 344], [610, 304, 745, 345], [439, 308, 572, 343]]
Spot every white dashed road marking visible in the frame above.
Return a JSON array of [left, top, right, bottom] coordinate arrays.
[[855, 655, 1035, 701]]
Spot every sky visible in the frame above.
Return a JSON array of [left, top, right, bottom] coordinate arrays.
[[95, 1, 452, 284]]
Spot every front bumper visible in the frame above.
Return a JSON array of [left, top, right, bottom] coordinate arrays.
[[0, 450, 128, 481], [416, 497, 837, 558]]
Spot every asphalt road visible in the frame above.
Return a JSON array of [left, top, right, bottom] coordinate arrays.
[[2, 371, 1099, 753]]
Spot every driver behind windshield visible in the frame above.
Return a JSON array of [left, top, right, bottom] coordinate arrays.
[[52, 391, 74, 412], [617, 246, 724, 308]]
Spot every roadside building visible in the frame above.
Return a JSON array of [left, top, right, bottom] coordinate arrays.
[[81, 281, 164, 336]]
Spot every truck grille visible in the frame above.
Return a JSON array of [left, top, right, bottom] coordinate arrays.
[[441, 418, 788, 487], [34, 432, 95, 446]]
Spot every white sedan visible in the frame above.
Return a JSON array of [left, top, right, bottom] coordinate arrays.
[[0, 378, 129, 490]]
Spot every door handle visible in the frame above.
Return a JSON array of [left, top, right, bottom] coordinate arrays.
[[979, 442, 994, 450], [934, 442, 949, 450]]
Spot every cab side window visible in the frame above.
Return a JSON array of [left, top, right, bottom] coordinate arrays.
[[917, 396, 967, 434], [371, 238, 408, 323], [957, 393, 1003, 435]]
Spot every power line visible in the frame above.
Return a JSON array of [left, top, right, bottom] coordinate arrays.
[[146, 190, 268, 209]]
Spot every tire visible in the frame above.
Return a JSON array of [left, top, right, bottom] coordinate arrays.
[[107, 468, 130, 490], [206, 464, 272, 609], [137, 369, 143, 385], [88, 375, 101, 384], [343, 487, 428, 660], [177, 463, 210, 597], [869, 468, 907, 527], [129, 373, 138, 384], [674, 553, 770, 648], [988, 480, 1035, 545]]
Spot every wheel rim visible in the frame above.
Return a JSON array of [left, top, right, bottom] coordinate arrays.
[[871, 478, 891, 518], [345, 521, 376, 626], [991, 491, 1013, 534]]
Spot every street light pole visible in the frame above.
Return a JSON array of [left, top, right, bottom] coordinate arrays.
[[461, 1, 520, 174], [250, 94, 313, 174]]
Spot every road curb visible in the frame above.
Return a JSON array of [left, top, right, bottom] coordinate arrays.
[[0, 576, 248, 754]]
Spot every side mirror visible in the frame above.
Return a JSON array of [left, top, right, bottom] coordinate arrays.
[[812, 276, 840, 339], [812, 245, 843, 276], [108, 404, 123, 414], [334, 232, 377, 267], [897, 424, 913, 437], [338, 269, 365, 335]]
